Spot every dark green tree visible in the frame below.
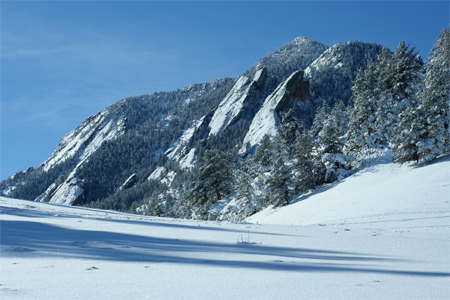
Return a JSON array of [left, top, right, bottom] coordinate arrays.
[[279, 109, 301, 155], [294, 123, 320, 192], [188, 149, 234, 206], [252, 134, 274, 170]]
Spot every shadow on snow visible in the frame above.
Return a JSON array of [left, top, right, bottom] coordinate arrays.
[[2, 220, 448, 278]]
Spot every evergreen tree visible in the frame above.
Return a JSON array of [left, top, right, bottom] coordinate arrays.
[[252, 134, 274, 170], [347, 60, 380, 151], [279, 109, 301, 155], [393, 28, 450, 164], [145, 198, 164, 216], [198, 201, 217, 220], [188, 149, 234, 206], [233, 169, 260, 218], [417, 27, 450, 163], [392, 106, 426, 163], [316, 101, 353, 182], [264, 156, 292, 207], [271, 134, 290, 163], [294, 123, 320, 192], [376, 43, 422, 146], [310, 102, 330, 141]]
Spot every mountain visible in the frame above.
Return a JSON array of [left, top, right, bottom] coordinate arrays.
[[1, 36, 384, 218]]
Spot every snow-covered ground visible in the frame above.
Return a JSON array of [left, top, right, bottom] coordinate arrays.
[[1, 156, 449, 299]]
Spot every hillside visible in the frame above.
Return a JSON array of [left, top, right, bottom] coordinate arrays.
[[1, 28, 448, 224], [0, 37, 383, 215], [1, 156, 449, 299]]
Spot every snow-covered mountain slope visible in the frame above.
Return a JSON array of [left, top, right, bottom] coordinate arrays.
[[1, 156, 448, 300], [248, 155, 450, 226], [40, 111, 126, 172], [251, 36, 328, 81], [305, 40, 383, 107], [34, 109, 126, 205]]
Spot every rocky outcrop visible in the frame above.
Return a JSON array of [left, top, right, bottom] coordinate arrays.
[[39, 177, 85, 206], [148, 167, 168, 181], [39, 111, 125, 172], [120, 174, 137, 191], [240, 70, 311, 154], [208, 68, 268, 136], [35, 183, 58, 203]]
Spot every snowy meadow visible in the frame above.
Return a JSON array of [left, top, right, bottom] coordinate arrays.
[[1, 156, 449, 299]]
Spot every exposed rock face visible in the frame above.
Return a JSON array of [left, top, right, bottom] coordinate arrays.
[[39, 111, 125, 172], [148, 167, 168, 181], [35, 183, 58, 203], [208, 67, 268, 137], [120, 174, 137, 191], [45, 177, 85, 206], [240, 70, 311, 154]]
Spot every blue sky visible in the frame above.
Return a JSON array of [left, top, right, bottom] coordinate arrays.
[[1, 1, 448, 180]]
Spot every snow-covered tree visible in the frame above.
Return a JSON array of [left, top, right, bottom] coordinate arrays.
[[252, 134, 274, 170], [393, 28, 450, 164], [193, 200, 216, 220], [376, 43, 423, 146], [347, 60, 380, 151], [232, 169, 260, 219], [392, 106, 426, 163], [294, 123, 320, 192], [264, 156, 292, 207], [313, 101, 353, 182], [279, 109, 301, 155], [145, 198, 164, 216], [310, 101, 330, 141]]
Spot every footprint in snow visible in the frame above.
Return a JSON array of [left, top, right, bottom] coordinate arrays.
[[0, 284, 20, 293], [86, 266, 99, 270], [40, 265, 55, 268], [356, 280, 380, 287]]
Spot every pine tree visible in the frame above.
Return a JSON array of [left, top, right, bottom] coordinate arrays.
[[279, 109, 301, 155], [271, 134, 290, 164], [392, 106, 426, 163], [393, 28, 450, 164], [233, 169, 259, 219], [252, 134, 274, 170], [294, 123, 321, 192], [188, 149, 234, 206], [419, 27, 450, 162], [264, 156, 292, 207], [194, 200, 216, 220], [347, 60, 380, 151], [376, 42, 422, 147], [310, 101, 330, 141], [316, 101, 353, 182], [186, 179, 208, 206], [145, 198, 164, 216]]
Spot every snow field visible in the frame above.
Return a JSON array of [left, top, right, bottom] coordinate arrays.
[[1, 156, 449, 299]]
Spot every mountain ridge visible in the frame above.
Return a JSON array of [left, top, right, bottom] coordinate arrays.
[[1, 36, 386, 218]]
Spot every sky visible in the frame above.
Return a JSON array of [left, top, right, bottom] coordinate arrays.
[[1, 1, 449, 180]]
